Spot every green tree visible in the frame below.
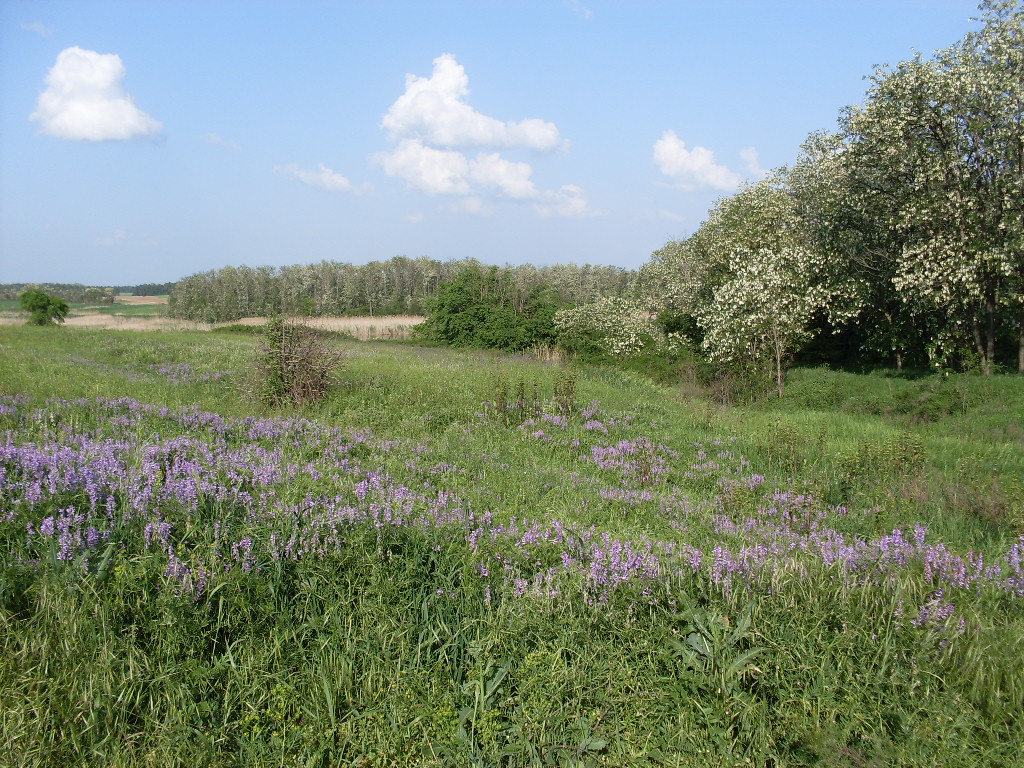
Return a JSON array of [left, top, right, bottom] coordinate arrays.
[[418, 265, 564, 351], [19, 288, 69, 326], [841, 0, 1024, 373]]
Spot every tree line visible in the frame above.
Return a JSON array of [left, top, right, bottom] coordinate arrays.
[[634, 0, 1023, 387], [0, 284, 115, 304], [167, 256, 636, 323]]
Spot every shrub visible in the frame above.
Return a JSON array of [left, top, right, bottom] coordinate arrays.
[[19, 288, 69, 326], [417, 266, 564, 351], [247, 318, 344, 406], [554, 297, 683, 360]]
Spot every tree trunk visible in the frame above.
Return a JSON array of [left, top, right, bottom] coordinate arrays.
[[986, 298, 996, 375], [775, 343, 784, 398], [1019, 309, 1024, 374], [972, 318, 993, 375]]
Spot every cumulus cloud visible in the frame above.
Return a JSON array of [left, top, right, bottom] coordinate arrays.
[[376, 139, 471, 195], [469, 153, 538, 199], [653, 130, 743, 191], [30, 47, 162, 141], [534, 185, 595, 219], [382, 53, 561, 151], [376, 142, 597, 217], [275, 163, 361, 193], [740, 146, 768, 178], [377, 54, 594, 218]]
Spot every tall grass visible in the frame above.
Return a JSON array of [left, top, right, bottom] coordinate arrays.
[[0, 326, 1022, 766]]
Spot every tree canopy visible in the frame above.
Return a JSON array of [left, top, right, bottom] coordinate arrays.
[[621, 0, 1024, 390], [19, 288, 69, 326]]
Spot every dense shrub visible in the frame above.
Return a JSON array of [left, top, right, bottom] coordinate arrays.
[[417, 266, 565, 352], [19, 287, 69, 326]]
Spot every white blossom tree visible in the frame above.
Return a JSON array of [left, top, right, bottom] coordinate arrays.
[[841, 0, 1024, 373], [554, 296, 681, 358]]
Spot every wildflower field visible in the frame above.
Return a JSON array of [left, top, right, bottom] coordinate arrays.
[[1, 326, 1022, 767]]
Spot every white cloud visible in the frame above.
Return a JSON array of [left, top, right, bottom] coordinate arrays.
[[30, 47, 162, 141], [534, 185, 598, 219], [377, 54, 592, 218], [377, 140, 597, 217], [276, 163, 361, 193], [469, 153, 537, 199], [740, 146, 768, 178], [382, 53, 562, 151], [21, 22, 52, 37], [203, 132, 242, 152], [376, 139, 471, 195], [653, 130, 743, 191]]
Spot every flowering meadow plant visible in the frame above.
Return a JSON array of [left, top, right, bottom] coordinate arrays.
[[3, 392, 1021, 627], [2, 362, 1022, 765]]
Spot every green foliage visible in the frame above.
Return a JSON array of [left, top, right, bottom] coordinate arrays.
[[19, 287, 69, 326], [483, 367, 578, 427], [642, 0, 1024, 382], [1, 328, 1023, 765], [0, 282, 113, 303], [168, 257, 636, 323], [418, 265, 565, 352], [113, 282, 176, 296]]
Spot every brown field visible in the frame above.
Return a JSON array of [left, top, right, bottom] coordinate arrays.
[[115, 295, 170, 305], [0, 307, 424, 339], [228, 315, 425, 340]]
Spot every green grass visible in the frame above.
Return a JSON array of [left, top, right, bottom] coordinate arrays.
[[85, 301, 169, 317], [0, 299, 168, 318], [1, 326, 1022, 766]]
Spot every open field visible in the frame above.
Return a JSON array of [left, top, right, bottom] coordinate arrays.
[[227, 314, 425, 340], [0, 298, 424, 339], [1, 325, 1022, 766]]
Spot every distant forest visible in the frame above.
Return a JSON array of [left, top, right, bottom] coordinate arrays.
[[166, 256, 637, 323], [0, 284, 116, 303], [0, 282, 174, 302]]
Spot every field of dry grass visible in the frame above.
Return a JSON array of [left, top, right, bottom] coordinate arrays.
[[227, 314, 424, 340], [0, 300, 424, 339]]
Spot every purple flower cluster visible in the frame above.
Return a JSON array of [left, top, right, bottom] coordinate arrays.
[[2, 392, 1022, 636], [588, 437, 677, 485]]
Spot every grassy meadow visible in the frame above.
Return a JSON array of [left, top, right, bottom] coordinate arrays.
[[1, 324, 1022, 767]]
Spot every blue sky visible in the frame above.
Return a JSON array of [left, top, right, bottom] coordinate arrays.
[[0, 0, 982, 286]]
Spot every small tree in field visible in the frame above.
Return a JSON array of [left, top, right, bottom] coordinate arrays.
[[19, 288, 69, 326]]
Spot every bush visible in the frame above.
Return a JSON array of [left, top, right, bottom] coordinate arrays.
[[19, 288, 69, 326], [416, 266, 564, 351], [247, 318, 344, 406]]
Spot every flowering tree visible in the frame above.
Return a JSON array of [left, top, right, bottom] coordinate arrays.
[[700, 246, 850, 397], [841, 0, 1024, 373], [672, 180, 860, 394], [554, 296, 682, 358]]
